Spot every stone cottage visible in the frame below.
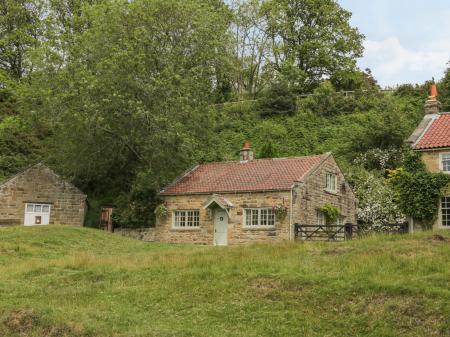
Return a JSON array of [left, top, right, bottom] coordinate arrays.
[[0, 163, 87, 226], [406, 84, 450, 230], [154, 144, 357, 245]]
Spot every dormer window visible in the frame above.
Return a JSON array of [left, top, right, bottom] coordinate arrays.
[[441, 153, 450, 172]]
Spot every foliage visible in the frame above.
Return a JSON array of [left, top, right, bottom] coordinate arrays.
[[258, 80, 296, 117], [438, 61, 450, 111], [1, 226, 449, 336], [258, 141, 277, 158], [272, 204, 287, 219], [262, 0, 364, 92], [389, 167, 450, 229], [154, 203, 168, 218], [0, 0, 43, 79], [402, 150, 426, 172], [319, 203, 340, 225], [353, 146, 406, 171], [349, 168, 405, 227], [0, 0, 444, 228]]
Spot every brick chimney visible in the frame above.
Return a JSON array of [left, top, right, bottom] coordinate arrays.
[[239, 142, 254, 162], [424, 83, 441, 114]]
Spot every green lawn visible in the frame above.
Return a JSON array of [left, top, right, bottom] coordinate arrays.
[[0, 226, 449, 337]]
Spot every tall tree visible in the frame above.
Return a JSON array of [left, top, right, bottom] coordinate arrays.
[[230, 0, 272, 99], [29, 0, 231, 224], [439, 61, 450, 111], [0, 0, 43, 80], [261, 0, 364, 92]]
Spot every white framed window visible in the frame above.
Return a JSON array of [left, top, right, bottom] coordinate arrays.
[[244, 208, 275, 227], [25, 203, 51, 213], [173, 210, 200, 228], [325, 172, 337, 193], [441, 153, 450, 172], [442, 197, 450, 227]]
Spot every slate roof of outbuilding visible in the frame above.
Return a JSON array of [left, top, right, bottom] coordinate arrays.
[[160, 153, 329, 195], [414, 113, 450, 150]]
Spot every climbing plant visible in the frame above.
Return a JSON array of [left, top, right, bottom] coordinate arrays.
[[388, 151, 450, 229], [319, 204, 341, 225]]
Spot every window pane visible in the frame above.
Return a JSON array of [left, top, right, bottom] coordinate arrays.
[[34, 204, 42, 212], [193, 211, 199, 227], [26, 204, 34, 212], [252, 209, 258, 226], [261, 209, 267, 226], [245, 210, 251, 226], [267, 209, 274, 226], [175, 212, 180, 227], [187, 211, 193, 227], [42, 205, 49, 213]]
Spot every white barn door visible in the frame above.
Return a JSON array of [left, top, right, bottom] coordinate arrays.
[[24, 203, 51, 226]]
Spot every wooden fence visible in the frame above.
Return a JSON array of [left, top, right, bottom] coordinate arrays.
[[294, 222, 409, 241]]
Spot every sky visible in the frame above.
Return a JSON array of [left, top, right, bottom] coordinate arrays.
[[339, 0, 450, 88]]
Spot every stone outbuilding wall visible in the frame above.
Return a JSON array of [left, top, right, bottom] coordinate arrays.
[[0, 163, 87, 226]]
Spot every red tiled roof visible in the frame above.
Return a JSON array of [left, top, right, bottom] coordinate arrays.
[[160, 154, 327, 195], [414, 114, 450, 149]]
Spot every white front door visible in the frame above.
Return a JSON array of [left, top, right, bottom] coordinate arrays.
[[214, 209, 228, 246], [24, 203, 51, 226]]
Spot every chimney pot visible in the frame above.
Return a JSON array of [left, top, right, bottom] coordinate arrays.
[[430, 83, 437, 98], [240, 142, 254, 162], [424, 83, 441, 114]]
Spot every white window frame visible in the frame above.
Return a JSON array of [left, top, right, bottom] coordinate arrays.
[[441, 196, 450, 227], [325, 172, 338, 193], [172, 210, 200, 228], [439, 152, 450, 173], [25, 203, 51, 214], [243, 208, 275, 228]]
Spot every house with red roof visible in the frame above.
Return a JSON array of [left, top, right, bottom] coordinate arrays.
[[153, 144, 357, 245], [406, 84, 450, 229]]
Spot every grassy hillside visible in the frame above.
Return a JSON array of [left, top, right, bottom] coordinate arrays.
[[0, 226, 449, 337]]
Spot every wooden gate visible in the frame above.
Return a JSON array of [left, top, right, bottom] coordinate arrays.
[[294, 223, 354, 241], [294, 222, 409, 241]]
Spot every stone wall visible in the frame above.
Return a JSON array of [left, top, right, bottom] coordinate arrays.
[[292, 155, 357, 228], [157, 191, 291, 245], [420, 149, 450, 173], [0, 163, 86, 226], [113, 227, 157, 241]]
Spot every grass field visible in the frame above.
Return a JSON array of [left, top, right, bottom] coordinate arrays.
[[0, 226, 449, 337]]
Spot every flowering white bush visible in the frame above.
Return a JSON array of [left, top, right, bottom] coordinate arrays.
[[350, 170, 405, 227], [353, 147, 404, 170]]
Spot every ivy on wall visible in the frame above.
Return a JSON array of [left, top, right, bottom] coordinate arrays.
[[389, 152, 450, 229]]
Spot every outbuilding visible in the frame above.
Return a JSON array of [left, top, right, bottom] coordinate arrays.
[[0, 163, 86, 226]]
